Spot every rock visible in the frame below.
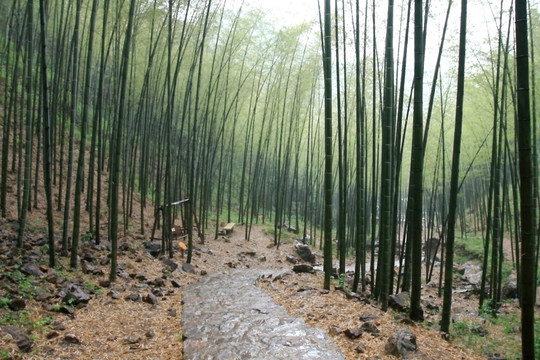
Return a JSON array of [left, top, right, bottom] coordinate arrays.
[[61, 285, 92, 305], [385, 328, 417, 358], [143, 293, 158, 306], [8, 297, 26, 311], [99, 280, 111, 288], [292, 264, 314, 274], [461, 263, 482, 286], [471, 325, 486, 337], [355, 344, 366, 354], [167, 308, 177, 317], [200, 270, 208, 276], [108, 290, 121, 300], [52, 322, 65, 331], [21, 263, 44, 277], [81, 260, 104, 276], [259, 255, 267, 262], [389, 292, 410, 312], [344, 328, 363, 339], [2, 325, 33, 352], [182, 263, 196, 274], [126, 334, 140, 344], [286, 255, 298, 264], [502, 274, 518, 299], [126, 292, 141, 302], [46, 331, 59, 339], [146, 330, 155, 338], [171, 279, 183, 288], [359, 313, 378, 322], [64, 333, 81, 345], [144, 242, 161, 257], [295, 242, 316, 263], [328, 325, 342, 336], [162, 259, 178, 272], [360, 322, 379, 336]]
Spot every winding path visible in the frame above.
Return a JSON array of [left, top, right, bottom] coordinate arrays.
[[182, 269, 345, 360]]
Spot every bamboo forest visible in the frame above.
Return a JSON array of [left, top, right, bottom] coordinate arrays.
[[0, 0, 538, 359]]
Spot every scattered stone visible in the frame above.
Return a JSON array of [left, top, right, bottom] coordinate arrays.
[[286, 255, 298, 264], [293, 264, 314, 274], [143, 293, 158, 306], [61, 285, 92, 305], [99, 280, 111, 288], [8, 297, 26, 311], [471, 325, 486, 337], [171, 279, 182, 288], [359, 313, 378, 322], [461, 263, 482, 286], [146, 330, 155, 338], [328, 325, 342, 336], [295, 242, 316, 263], [82, 261, 104, 276], [385, 328, 417, 358], [360, 322, 380, 336], [126, 292, 141, 302], [182, 263, 196, 274], [259, 255, 267, 262], [108, 290, 121, 300], [162, 259, 178, 272], [144, 242, 161, 257], [200, 270, 208, 276], [64, 333, 81, 345], [298, 286, 314, 292], [2, 325, 33, 352], [502, 274, 518, 299], [21, 263, 44, 277], [46, 331, 59, 339], [52, 322, 65, 331], [126, 334, 140, 344], [389, 292, 410, 312], [168, 308, 177, 317], [344, 328, 363, 339], [355, 344, 366, 354]]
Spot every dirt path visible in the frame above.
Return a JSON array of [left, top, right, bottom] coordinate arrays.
[[182, 269, 345, 360]]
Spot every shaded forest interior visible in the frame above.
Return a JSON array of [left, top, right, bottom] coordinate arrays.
[[0, 0, 538, 358]]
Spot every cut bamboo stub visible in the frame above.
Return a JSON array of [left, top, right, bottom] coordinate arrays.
[[178, 242, 187, 257]]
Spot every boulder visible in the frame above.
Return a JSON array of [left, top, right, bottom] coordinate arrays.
[[292, 264, 314, 274], [502, 274, 518, 299], [2, 325, 33, 352], [295, 243, 316, 263], [385, 328, 417, 358], [389, 292, 410, 312]]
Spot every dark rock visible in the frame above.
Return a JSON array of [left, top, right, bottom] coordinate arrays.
[[471, 325, 486, 337], [344, 328, 363, 339], [145, 242, 161, 257], [502, 274, 518, 299], [359, 313, 378, 322], [295, 243, 316, 263], [52, 322, 65, 331], [99, 280, 111, 288], [355, 344, 366, 354], [182, 263, 196, 274], [328, 326, 342, 336], [146, 330, 155, 338], [61, 285, 92, 305], [200, 270, 208, 276], [46, 331, 59, 339], [21, 263, 44, 277], [81, 260, 104, 276], [8, 298, 26, 311], [135, 274, 147, 282], [259, 255, 267, 262], [168, 308, 177, 317], [108, 290, 121, 300], [286, 255, 298, 264], [162, 259, 178, 272], [126, 292, 141, 302], [2, 325, 33, 352], [389, 292, 410, 312], [64, 333, 81, 345], [360, 322, 380, 336], [143, 293, 158, 306], [385, 328, 417, 358], [100, 258, 110, 266], [171, 279, 183, 288], [59, 305, 75, 317], [292, 264, 314, 274]]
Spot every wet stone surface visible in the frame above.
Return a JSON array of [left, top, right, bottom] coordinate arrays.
[[182, 269, 345, 360]]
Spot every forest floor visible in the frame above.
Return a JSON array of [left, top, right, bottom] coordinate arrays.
[[1, 211, 537, 359]]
